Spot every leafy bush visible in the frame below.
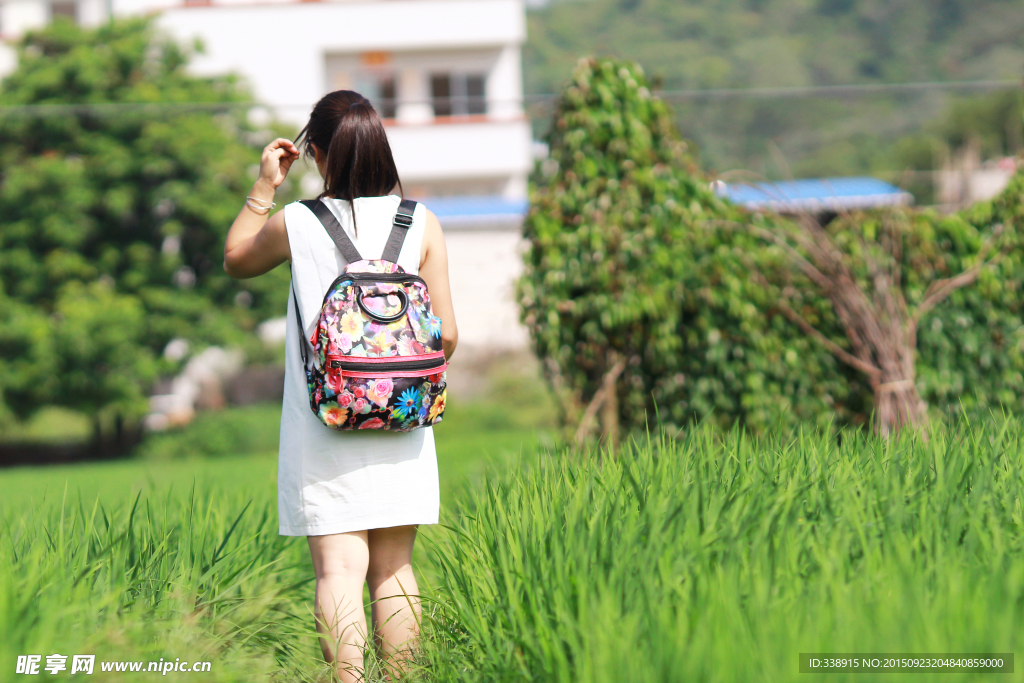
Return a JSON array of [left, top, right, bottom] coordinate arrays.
[[731, 173, 1024, 431], [519, 57, 703, 431], [135, 404, 281, 459]]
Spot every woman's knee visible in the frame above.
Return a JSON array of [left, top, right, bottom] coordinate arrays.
[[366, 558, 414, 590], [366, 526, 417, 588]]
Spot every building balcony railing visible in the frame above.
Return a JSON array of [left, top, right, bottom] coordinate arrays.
[[385, 117, 531, 189]]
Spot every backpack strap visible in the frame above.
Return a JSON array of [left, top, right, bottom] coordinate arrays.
[[299, 199, 363, 264], [380, 198, 418, 264], [291, 281, 309, 370]]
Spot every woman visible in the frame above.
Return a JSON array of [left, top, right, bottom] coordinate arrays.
[[222, 90, 458, 681]]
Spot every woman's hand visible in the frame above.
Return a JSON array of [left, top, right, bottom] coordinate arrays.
[[257, 138, 301, 191], [223, 138, 298, 279]]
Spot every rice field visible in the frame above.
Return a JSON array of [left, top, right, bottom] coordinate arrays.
[[2, 412, 1022, 681], [417, 419, 1024, 683]]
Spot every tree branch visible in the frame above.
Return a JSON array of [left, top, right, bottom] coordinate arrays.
[[911, 225, 1007, 325], [772, 296, 883, 378], [575, 356, 627, 447], [705, 218, 834, 290], [744, 265, 882, 378]]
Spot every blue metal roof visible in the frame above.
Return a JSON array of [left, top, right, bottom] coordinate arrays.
[[717, 177, 913, 213], [414, 195, 529, 231], [415, 178, 910, 226], [420, 196, 529, 218]]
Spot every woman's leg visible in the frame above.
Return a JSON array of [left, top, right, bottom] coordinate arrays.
[[307, 531, 370, 682], [366, 525, 421, 668]]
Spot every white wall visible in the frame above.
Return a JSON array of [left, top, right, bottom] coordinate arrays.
[[444, 231, 528, 351], [487, 45, 524, 121], [324, 46, 522, 124], [77, 0, 107, 26], [0, 0, 47, 37], [0, 42, 15, 76]]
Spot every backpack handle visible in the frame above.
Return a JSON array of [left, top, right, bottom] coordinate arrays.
[[356, 287, 409, 324]]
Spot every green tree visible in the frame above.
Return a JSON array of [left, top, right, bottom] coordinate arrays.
[[519, 58, 851, 441], [0, 18, 290, 434]]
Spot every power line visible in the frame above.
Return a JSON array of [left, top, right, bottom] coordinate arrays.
[[0, 79, 1019, 116], [524, 79, 1024, 105], [649, 79, 1023, 101], [0, 101, 253, 116]]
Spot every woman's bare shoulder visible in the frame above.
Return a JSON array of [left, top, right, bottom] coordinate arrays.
[[419, 207, 446, 265], [422, 206, 441, 230]]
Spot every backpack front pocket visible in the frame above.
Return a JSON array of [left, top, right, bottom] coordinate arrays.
[[313, 353, 447, 431]]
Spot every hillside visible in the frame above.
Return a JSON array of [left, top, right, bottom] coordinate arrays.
[[524, 0, 1024, 183]]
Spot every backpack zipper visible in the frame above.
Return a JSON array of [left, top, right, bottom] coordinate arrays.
[[330, 359, 448, 379], [350, 272, 427, 285], [327, 353, 446, 373], [339, 363, 448, 379]]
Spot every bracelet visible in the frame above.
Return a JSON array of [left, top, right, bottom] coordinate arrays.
[[246, 195, 276, 209], [245, 198, 272, 214]]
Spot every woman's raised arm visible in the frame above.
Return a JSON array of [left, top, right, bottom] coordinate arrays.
[[224, 138, 299, 279]]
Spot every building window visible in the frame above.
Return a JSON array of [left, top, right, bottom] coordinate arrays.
[[378, 77, 397, 119], [50, 0, 76, 21], [431, 73, 487, 118], [354, 73, 397, 119], [466, 75, 486, 115]]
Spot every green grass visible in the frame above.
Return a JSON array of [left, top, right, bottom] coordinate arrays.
[[416, 419, 1024, 683], [0, 406, 93, 444], [0, 387, 554, 511], [0, 367, 554, 681], [1, 483, 316, 681], [6, 377, 1022, 681], [135, 404, 285, 460]]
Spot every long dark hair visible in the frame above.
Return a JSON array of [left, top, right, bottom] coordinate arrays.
[[296, 90, 402, 235]]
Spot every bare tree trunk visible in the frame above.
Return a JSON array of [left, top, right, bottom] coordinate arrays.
[[575, 354, 626, 449], [114, 413, 124, 449], [91, 414, 105, 458], [872, 380, 925, 436], [871, 360, 925, 436], [600, 353, 620, 453]]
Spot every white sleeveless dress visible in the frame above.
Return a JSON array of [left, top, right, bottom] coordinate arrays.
[[277, 195, 440, 536]]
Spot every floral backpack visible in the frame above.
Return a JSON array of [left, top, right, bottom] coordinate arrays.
[[292, 198, 447, 432]]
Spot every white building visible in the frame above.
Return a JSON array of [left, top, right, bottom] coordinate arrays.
[[0, 0, 533, 353], [2, 0, 531, 200]]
